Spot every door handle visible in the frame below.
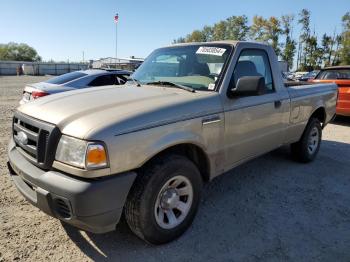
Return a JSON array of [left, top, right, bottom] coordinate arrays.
[[202, 115, 221, 125], [274, 100, 282, 108]]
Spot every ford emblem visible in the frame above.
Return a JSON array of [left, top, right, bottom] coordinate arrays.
[[17, 131, 28, 145]]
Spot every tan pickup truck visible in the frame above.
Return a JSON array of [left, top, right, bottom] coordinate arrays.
[[8, 41, 337, 244]]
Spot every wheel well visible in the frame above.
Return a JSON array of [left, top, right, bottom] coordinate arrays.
[[310, 107, 326, 126], [143, 144, 210, 182]]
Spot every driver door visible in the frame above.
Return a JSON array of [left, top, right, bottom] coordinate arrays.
[[223, 49, 287, 170]]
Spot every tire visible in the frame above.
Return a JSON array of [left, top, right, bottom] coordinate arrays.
[[291, 118, 322, 163], [124, 154, 203, 244]]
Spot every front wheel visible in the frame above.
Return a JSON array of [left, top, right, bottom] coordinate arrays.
[[291, 118, 322, 162], [124, 154, 202, 244]]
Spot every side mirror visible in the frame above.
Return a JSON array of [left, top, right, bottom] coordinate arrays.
[[230, 76, 266, 97]]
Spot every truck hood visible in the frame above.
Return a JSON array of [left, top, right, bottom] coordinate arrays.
[[18, 85, 222, 139]]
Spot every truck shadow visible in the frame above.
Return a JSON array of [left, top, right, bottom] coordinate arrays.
[[331, 115, 350, 127], [62, 140, 350, 261]]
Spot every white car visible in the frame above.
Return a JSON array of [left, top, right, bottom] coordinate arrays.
[[20, 69, 131, 104]]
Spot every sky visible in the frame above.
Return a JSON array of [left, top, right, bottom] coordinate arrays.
[[0, 0, 349, 62]]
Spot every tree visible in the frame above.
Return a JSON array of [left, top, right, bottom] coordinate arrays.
[[173, 15, 249, 43], [186, 30, 206, 42], [321, 34, 334, 67], [250, 16, 282, 56], [172, 37, 186, 44], [339, 12, 350, 65], [225, 15, 249, 40], [250, 16, 267, 41], [302, 35, 323, 70], [281, 15, 296, 69], [212, 21, 227, 41], [0, 42, 41, 61], [298, 9, 311, 69], [202, 26, 213, 42], [332, 35, 343, 65], [265, 17, 282, 56], [172, 10, 348, 69]]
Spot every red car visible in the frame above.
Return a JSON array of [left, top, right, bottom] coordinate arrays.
[[310, 66, 350, 116]]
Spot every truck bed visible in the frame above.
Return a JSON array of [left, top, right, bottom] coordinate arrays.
[[286, 82, 337, 138]]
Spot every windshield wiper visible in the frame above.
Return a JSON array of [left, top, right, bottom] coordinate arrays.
[[128, 77, 142, 87], [146, 81, 195, 93]]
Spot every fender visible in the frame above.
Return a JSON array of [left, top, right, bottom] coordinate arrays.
[[140, 130, 208, 167]]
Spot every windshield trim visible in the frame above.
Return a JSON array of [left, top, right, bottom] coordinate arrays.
[[211, 44, 235, 92]]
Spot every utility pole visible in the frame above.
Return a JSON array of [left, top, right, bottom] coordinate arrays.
[[114, 13, 119, 69], [296, 37, 301, 70], [82, 51, 85, 63], [116, 23, 118, 68]]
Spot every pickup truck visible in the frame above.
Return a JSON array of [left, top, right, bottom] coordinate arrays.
[[7, 41, 337, 245]]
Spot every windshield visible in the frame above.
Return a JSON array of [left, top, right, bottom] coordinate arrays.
[[316, 69, 350, 80], [132, 44, 232, 91], [45, 71, 87, 85]]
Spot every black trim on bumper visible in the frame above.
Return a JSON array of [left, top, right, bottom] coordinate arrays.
[[7, 138, 137, 233]]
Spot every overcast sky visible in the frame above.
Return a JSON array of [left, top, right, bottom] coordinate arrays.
[[0, 0, 349, 62]]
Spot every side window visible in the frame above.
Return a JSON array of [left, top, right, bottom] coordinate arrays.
[[233, 49, 274, 92], [116, 74, 128, 85], [88, 75, 116, 86]]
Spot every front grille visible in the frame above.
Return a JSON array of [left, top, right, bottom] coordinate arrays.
[[13, 111, 61, 169]]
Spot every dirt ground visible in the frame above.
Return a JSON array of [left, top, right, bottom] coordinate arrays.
[[0, 75, 350, 261]]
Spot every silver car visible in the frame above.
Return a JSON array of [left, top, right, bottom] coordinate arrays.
[[19, 69, 131, 104]]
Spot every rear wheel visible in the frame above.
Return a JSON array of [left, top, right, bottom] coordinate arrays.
[[124, 154, 202, 244], [291, 118, 322, 162]]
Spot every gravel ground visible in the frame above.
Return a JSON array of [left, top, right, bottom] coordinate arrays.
[[0, 76, 350, 261]]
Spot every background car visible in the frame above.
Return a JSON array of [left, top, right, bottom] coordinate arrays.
[[20, 69, 131, 104], [281, 72, 295, 82], [310, 66, 350, 116], [298, 70, 320, 81], [293, 71, 309, 81]]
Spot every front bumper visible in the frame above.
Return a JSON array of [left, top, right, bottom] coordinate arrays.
[[7, 138, 136, 233]]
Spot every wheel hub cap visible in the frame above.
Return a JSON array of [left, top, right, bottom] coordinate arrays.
[[154, 175, 193, 229], [160, 188, 179, 209], [307, 126, 319, 154]]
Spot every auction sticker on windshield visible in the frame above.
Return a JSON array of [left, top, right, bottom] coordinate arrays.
[[196, 46, 226, 56]]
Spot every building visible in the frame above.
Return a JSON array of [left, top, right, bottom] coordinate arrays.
[[91, 57, 144, 71]]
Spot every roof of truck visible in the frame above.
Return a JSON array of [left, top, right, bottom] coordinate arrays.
[[168, 40, 269, 48]]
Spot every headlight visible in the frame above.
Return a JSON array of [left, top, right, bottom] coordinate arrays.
[[55, 135, 108, 169]]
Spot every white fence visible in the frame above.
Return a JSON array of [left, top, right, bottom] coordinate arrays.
[[0, 61, 88, 75]]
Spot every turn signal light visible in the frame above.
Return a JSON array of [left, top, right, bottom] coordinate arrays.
[[86, 144, 108, 168]]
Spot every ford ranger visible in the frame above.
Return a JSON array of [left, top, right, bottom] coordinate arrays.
[[7, 41, 337, 244]]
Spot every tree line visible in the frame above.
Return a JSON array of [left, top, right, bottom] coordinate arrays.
[[173, 9, 350, 71], [0, 42, 41, 62]]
